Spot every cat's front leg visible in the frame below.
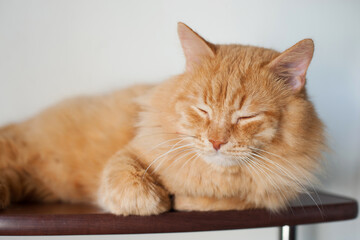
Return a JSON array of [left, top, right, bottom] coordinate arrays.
[[98, 149, 171, 216], [174, 195, 256, 212]]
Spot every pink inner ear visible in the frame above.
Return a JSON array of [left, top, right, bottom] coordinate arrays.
[[288, 59, 310, 91], [180, 35, 210, 65], [290, 76, 305, 90], [293, 59, 310, 76], [268, 39, 314, 92]]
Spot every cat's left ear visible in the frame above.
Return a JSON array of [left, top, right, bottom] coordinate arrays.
[[177, 22, 215, 71], [267, 39, 314, 92]]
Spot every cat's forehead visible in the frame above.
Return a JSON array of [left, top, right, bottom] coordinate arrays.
[[212, 45, 279, 71], [193, 74, 255, 109], [185, 45, 282, 110], [193, 83, 251, 111], [196, 45, 280, 85]]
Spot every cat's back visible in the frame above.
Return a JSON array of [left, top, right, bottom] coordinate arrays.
[[21, 84, 152, 150], [1, 84, 153, 202]]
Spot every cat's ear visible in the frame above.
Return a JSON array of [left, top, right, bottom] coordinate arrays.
[[177, 22, 215, 71], [267, 39, 314, 92]]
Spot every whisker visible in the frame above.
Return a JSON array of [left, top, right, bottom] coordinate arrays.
[[235, 156, 271, 197], [142, 143, 194, 178], [133, 136, 191, 170], [250, 147, 322, 212], [248, 149, 323, 216], [249, 149, 320, 197], [248, 153, 305, 212], [147, 137, 190, 153], [180, 152, 199, 171], [249, 152, 310, 196], [246, 156, 286, 196], [164, 149, 198, 171], [153, 148, 196, 173], [137, 131, 196, 139], [174, 152, 201, 181], [241, 156, 292, 211]]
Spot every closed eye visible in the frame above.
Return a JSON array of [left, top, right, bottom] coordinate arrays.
[[191, 105, 211, 118], [236, 114, 258, 123], [197, 107, 208, 115]]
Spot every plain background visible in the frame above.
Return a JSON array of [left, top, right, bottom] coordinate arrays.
[[0, 0, 359, 239]]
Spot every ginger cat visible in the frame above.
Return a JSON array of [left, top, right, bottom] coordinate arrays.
[[0, 23, 324, 215]]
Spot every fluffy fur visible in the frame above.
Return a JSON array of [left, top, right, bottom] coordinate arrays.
[[0, 23, 325, 215]]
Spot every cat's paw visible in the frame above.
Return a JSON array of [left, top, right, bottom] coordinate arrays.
[[98, 173, 171, 216], [0, 182, 10, 209]]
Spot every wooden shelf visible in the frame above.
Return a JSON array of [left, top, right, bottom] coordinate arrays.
[[0, 192, 357, 235]]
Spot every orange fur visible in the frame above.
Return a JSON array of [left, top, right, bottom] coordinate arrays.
[[0, 23, 325, 215]]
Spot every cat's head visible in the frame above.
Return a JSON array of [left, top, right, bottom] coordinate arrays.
[[147, 23, 323, 169]]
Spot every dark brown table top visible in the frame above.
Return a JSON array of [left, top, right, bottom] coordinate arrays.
[[0, 191, 357, 235]]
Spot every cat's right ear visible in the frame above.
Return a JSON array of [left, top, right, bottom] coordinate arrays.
[[177, 22, 215, 71], [267, 39, 314, 93]]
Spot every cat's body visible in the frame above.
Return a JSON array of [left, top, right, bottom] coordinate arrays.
[[0, 86, 149, 205], [0, 23, 324, 215]]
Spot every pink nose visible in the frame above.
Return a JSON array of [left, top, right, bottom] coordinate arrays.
[[209, 139, 227, 151]]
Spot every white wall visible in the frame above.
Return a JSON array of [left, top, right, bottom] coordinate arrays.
[[0, 0, 359, 239]]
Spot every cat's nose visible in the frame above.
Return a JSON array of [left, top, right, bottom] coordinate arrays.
[[209, 139, 227, 151]]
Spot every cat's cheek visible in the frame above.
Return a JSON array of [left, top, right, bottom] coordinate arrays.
[[231, 123, 261, 146], [248, 117, 278, 145], [174, 103, 189, 131], [177, 116, 208, 139], [175, 114, 192, 136], [176, 122, 196, 138], [254, 126, 277, 144]]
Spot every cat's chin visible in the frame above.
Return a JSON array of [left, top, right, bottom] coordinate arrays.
[[202, 152, 243, 167]]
